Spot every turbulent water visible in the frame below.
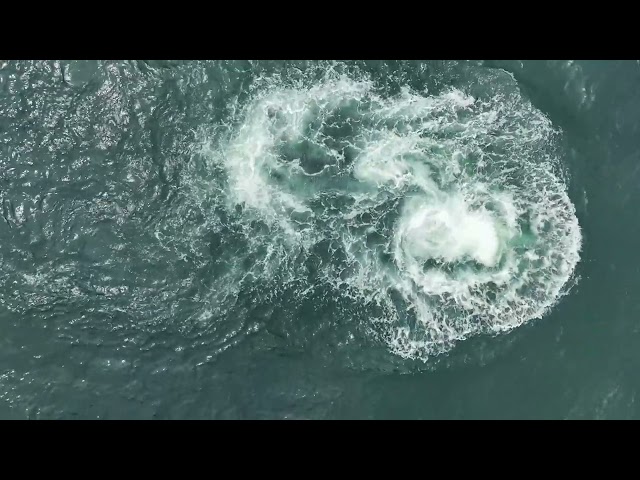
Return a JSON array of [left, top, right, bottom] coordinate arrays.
[[1, 60, 638, 419]]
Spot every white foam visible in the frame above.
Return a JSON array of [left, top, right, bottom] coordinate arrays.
[[196, 66, 582, 361], [398, 195, 501, 267]]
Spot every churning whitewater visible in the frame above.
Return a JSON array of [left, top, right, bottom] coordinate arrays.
[[194, 67, 582, 361]]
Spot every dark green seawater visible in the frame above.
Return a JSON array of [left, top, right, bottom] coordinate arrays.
[[0, 60, 637, 419]]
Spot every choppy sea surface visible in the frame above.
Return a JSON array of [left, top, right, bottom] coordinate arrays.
[[0, 60, 638, 419]]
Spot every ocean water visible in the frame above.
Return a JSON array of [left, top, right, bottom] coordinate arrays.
[[0, 60, 637, 419]]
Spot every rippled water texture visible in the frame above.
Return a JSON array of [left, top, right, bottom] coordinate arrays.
[[1, 60, 638, 418]]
